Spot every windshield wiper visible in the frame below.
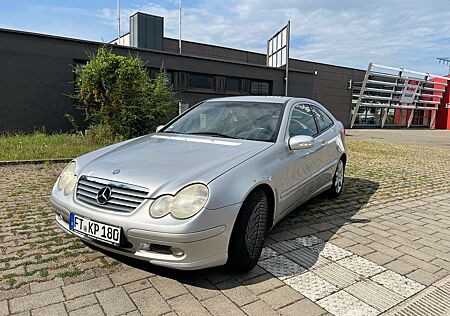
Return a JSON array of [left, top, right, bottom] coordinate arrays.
[[161, 130, 182, 134], [187, 132, 237, 139]]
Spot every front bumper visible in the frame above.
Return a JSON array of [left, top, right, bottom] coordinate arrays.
[[50, 198, 241, 270]]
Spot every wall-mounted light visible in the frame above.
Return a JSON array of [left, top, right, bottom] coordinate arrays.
[[314, 70, 318, 75], [347, 79, 353, 90]]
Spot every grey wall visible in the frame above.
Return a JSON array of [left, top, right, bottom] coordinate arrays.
[[0, 30, 90, 133], [163, 37, 365, 126], [163, 38, 267, 65], [289, 60, 365, 126], [0, 28, 364, 133]]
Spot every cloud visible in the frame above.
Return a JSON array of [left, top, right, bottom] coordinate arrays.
[[106, 0, 450, 74], [13, 1, 447, 74]]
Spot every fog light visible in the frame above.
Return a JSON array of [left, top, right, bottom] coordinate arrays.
[[150, 244, 171, 254], [170, 247, 185, 257]]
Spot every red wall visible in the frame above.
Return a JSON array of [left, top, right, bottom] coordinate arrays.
[[434, 76, 450, 130]]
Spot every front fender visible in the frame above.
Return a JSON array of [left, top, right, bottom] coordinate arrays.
[[205, 148, 280, 214]]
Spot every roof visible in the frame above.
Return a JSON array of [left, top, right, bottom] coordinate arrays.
[[208, 96, 301, 103], [0, 27, 363, 73]]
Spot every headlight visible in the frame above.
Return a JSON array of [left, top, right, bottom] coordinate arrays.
[[149, 195, 172, 218], [58, 161, 77, 195], [149, 184, 209, 219]]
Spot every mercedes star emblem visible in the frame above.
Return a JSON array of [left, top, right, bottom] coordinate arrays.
[[96, 186, 112, 205]]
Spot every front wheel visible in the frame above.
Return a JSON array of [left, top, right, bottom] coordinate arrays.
[[328, 158, 345, 197], [227, 189, 268, 272]]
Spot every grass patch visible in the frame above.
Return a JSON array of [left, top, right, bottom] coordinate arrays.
[[3, 273, 17, 286], [57, 268, 84, 278], [6, 277, 16, 286], [0, 256, 15, 263], [0, 132, 119, 161], [100, 256, 120, 267]]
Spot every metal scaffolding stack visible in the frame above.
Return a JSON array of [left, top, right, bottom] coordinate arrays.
[[350, 63, 449, 128]]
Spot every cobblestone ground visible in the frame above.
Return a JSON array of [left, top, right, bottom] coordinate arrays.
[[1, 139, 450, 315]]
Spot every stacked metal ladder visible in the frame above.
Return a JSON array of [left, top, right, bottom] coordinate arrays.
[[350, 63, 449, 128]]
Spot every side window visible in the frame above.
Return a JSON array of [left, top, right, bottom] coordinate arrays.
[[288, 104, 318, 137], [311, 106, 333, 132]]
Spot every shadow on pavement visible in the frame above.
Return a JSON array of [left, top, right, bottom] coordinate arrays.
[[86, 177, 379, 289]]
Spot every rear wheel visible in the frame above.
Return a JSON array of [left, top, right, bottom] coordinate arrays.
[[227, 189, 268, 272], [328, 158, 345, 197]]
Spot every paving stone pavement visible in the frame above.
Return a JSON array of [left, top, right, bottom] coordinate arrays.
[[1, 139, 450, 315]]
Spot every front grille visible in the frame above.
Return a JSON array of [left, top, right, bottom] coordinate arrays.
[[76, 176, 149, 213]]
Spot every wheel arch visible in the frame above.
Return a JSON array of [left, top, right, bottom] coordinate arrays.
[[241, 182, 276, 233]]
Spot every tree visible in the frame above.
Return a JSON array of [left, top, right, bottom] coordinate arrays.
[[73, 46, 177, 138]]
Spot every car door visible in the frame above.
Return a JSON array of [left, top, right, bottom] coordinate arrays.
[[278, 103, 323, 215], [309, 105, 339, 189]]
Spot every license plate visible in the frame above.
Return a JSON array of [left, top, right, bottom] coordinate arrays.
[[69, 213, 121, 246]]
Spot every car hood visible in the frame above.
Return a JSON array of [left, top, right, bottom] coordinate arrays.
[[77, 133, 272, 198]]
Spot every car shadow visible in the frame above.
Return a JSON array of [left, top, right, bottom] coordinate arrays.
[[86, 177, 379, 289]]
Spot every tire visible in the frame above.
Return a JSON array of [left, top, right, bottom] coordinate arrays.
[[328, 157, 345, 198], [227, 189, 268, 272]]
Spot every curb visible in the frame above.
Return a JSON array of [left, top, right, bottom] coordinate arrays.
[[0, 158, 72, 166]]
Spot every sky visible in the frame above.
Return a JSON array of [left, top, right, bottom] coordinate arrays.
[[1, 0, 450, 74]]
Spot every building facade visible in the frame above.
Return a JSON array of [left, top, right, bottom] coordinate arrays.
[[0, 12, 365, 133]]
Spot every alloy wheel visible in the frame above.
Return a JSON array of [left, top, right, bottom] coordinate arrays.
[[335, 160, 344, 193]]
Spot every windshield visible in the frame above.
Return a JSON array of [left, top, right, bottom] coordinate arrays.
[[163, 101, 284, 142]]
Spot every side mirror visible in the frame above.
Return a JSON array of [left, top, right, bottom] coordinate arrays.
[[156, 125, 165, 132], [288, 135, 314, 150]]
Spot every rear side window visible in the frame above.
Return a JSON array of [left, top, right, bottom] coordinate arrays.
[[288, 104, 318, 137], [311, 106, 333, 132]]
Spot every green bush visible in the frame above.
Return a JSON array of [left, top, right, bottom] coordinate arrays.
[[73, 46, 177, 138], [84, 124, 124, 146]]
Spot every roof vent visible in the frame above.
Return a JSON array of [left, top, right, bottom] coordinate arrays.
[[130, 12, 163, 50]]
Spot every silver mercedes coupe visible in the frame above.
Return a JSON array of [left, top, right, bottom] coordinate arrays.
[[50, 96, 346, 272]]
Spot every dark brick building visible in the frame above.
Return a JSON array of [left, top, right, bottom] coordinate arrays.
[[0, 12, 364, 133]]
